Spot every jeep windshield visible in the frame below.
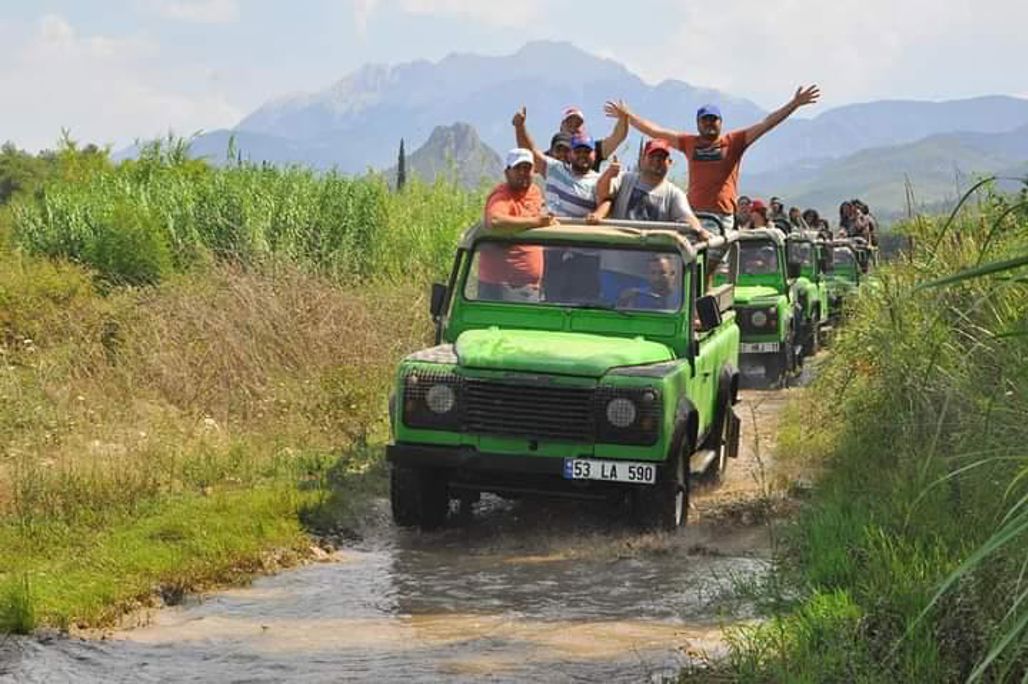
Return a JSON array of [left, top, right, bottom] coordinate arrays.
[[739, 241, 780, 276], [463, 240, 684, 313], [833, 247, 856, 267], [790, 241, 814, 268]]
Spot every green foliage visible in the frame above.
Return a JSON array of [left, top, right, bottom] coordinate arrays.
[[0, 574, 36, 634], [730, 183, 1028, 681], [8, 138, 482, 285]]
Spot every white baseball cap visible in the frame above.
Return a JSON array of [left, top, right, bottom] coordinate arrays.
[[505, 148, 534, 169]]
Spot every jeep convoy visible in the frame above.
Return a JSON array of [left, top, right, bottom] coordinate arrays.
[[388, 219, 876, 532], [387, 219, 741, 531]]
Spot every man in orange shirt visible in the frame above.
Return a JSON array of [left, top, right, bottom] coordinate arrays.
[[478, 148, 558, 302], [604, 86, 820, 231]]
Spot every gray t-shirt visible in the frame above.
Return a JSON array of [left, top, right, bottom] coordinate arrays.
[[609, 172, 693, 223]]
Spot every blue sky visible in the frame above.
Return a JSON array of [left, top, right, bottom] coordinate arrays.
[[2, 0, 1025, 151]]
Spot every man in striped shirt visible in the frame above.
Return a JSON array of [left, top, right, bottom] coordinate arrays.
[[513, 106, 615, 218]]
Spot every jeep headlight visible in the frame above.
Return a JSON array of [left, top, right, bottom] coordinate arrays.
[[751, 310, 768, 327], [596, 388, 661, 445], [425, 384, 456, 414], [605, 397, 637, 428], [402, 370, 461, 429]]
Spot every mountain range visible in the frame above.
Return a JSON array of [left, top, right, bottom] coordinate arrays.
[[163, 40, 1028, 219]]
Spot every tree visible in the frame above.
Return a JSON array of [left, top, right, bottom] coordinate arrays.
[[397, 138, 406, 191]]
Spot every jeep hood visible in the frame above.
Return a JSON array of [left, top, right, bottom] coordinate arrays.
[[735, 285, 782, 304], [454, 328, 673, 377]]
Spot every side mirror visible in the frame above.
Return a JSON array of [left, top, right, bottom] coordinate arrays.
[[696, 295, 722, 332], [429, 283, 448, 319], [787, 261, 802, 279]]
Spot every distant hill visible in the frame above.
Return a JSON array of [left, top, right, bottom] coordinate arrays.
[[744, 125, 1028, 220], [384, 123, 502, 189]]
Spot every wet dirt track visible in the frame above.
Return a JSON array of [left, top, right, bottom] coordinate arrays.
[[0, 386, 797, 684]]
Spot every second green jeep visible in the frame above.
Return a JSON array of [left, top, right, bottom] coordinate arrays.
[[387, 219, 742, 532]]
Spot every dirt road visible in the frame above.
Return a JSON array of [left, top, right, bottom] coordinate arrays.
[[0, 387, 796, 683]]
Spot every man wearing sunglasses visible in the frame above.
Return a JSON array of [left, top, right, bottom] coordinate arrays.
[[604, 86, 820, 232]]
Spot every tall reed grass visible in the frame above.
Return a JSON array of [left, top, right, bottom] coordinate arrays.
[[10, 140, 483, 286], [727, 184, 1028, 681]]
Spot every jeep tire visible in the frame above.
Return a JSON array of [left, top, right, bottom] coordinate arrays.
[[632, 431, 688, 531], [390, 465, 449, 531]]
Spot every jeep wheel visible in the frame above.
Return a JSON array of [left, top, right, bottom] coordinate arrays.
[[632, 436, 688, 531], [390, 465, 449, 531]]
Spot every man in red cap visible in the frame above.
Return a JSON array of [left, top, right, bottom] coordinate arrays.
[[588, 139, 710, 239], [604, 86, 820, 230], [559, 105, 628, 172]]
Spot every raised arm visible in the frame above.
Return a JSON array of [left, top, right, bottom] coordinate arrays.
[[743, 85, 820, 147], [604, 100, 681, 145], [512, 106, 549, 176], [599, 109, 628, 160]]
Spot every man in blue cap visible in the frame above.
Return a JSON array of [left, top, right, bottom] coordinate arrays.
[[512, 106, 618, 218], [604, 86, 820, 230]]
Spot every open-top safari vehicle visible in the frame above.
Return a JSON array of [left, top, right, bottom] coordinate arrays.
[[387, 218, 742, 532]]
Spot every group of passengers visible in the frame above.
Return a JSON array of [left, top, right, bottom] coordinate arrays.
[[480, 85, 825, 304], [734, 196, 878, 246]]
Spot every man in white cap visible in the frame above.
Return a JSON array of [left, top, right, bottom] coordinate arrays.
[[477, 148, 557, 302]]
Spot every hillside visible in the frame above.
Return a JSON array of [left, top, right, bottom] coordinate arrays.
[[384, 123, 502, 189], [744, 125, 1028, 219]]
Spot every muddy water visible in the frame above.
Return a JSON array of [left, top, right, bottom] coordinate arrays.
[[1, 389, 791, 684]]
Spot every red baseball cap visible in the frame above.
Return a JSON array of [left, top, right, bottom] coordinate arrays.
[[749, 199, 768, 214], [644, 139, 672, 156]]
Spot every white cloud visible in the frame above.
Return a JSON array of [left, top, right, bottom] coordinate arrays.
[[612, 0, 1008, 110], [1, 14, 241, 151], [353, 0, 543, 33], [155, 0, 240, 24]]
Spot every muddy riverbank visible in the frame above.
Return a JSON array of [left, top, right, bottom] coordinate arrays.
[[1, 387, 796, 683]]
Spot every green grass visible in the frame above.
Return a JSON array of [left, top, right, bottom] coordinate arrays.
[[725, 184, 1028, 682]]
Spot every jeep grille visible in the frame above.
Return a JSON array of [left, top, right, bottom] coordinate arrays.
[[464, 379, 595, 442]]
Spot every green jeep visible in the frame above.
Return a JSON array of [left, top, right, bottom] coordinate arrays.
[[730, 228, 806, 385], [827, 239, 861, 322], [387, 219, 742, 532], [784, 230, 834, 356]]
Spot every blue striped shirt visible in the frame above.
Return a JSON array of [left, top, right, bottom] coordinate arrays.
[[543, 157, 599, 218]]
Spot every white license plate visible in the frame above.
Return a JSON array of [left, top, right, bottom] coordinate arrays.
[[741, 342, 780, 353], [563, 459, 657, 484]]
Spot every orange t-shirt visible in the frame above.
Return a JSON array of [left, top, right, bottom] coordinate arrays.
[[675, 130, 749, 215], [480, 183, 544, 287]]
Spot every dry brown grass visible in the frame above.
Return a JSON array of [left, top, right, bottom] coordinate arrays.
[[0, 257, 431, 522]]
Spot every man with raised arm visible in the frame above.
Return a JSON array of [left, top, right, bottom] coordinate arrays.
[[604, 86, 820, 230], [513, 106, 618, 218], [586, 139, 712, 241], [559, 106, 629, 172]]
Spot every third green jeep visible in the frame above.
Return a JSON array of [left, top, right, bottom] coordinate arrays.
[[387, 219, 742, 532], [784, 230, 834, 356]]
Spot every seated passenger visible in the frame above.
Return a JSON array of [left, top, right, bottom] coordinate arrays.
[[558, 105, 628, 172], [748, 199, 771, 228], [587, 139, 713, 239], [513, 106, 612, 218], [736, 195, 753, 230], [478, 148, 558, 302], [616, 255, 682, 310]]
